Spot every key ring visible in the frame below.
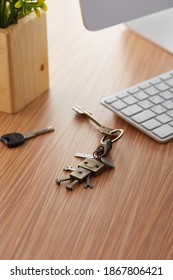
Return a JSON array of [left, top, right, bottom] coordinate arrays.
[[93, 129, 124, 160], [93, 139, 112, 160], [101, 129, 124, 143]]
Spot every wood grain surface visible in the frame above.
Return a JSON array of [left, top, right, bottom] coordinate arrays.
[[0, 0, 173, 260]]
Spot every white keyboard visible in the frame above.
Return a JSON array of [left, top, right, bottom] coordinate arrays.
[[101, 70, 173, 143]]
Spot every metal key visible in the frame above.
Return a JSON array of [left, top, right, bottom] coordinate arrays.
[[72, 105, 123, 139], [0, 126, 54, 148], [75, 151, 115, 168], [74, 152, 94, 159]]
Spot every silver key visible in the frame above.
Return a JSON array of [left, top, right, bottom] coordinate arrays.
[[72, 105, 115, 135], [24, 126, 54, 139], [74, 152, 94, 159], [0, 126, 54, 148]]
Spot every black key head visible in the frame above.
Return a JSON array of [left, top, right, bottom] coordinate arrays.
[[0, 133, 25, 148]]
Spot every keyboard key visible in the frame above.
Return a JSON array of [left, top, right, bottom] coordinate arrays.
[[121, 104, 142, 117], [155, 82, 170, 91], [149, 77, 161, 85], [165, 78, 173, 87], [152, 124, 173, 139], [144, 87, 159, 96], [162, 100, 173, 110], [167, 110, 173, 117], [127, 87, 139, 94], [104, 95, 118, 104], [159, 90, 173, 100], [123, 95, 138, 105], [131, 110, 156, 123], [169, 121, 173, 127], [142, 119, 161, 130], [111, 100, 127, 110], [138, 99, 153, 109], [160, 73, 172, 80], [149, 95, 164, 104], [116, 91, 129, 99], [133, 91, 148, 100], [151, 105, 167, 114], [139, 82, 150, 89], [156, 113, 172, 124]]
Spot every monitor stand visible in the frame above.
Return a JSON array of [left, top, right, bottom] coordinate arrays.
[[126, 8, 173, 54]]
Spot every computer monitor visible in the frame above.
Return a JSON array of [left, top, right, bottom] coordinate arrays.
[[79, 0, 173, 53]]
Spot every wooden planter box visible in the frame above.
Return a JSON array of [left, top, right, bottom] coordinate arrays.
[[0, 13, 49, 113]]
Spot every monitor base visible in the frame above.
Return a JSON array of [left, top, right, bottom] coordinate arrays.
[[126, 8, 173, 54]]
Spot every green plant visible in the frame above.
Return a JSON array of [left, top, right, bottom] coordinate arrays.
[[0, 0, 47, 28]]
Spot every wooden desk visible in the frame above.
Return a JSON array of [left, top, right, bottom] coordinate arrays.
[[0, 0, 173, 260]]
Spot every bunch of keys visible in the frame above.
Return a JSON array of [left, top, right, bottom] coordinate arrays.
[[56, 106, 124, 191], [0, 126, 54, 148]]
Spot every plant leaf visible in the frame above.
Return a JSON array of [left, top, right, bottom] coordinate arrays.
[[15, 0, 24, 9], [34, 7, 40, 17]]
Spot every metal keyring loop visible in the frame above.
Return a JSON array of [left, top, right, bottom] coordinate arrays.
[[101, 129, 124, 143]]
